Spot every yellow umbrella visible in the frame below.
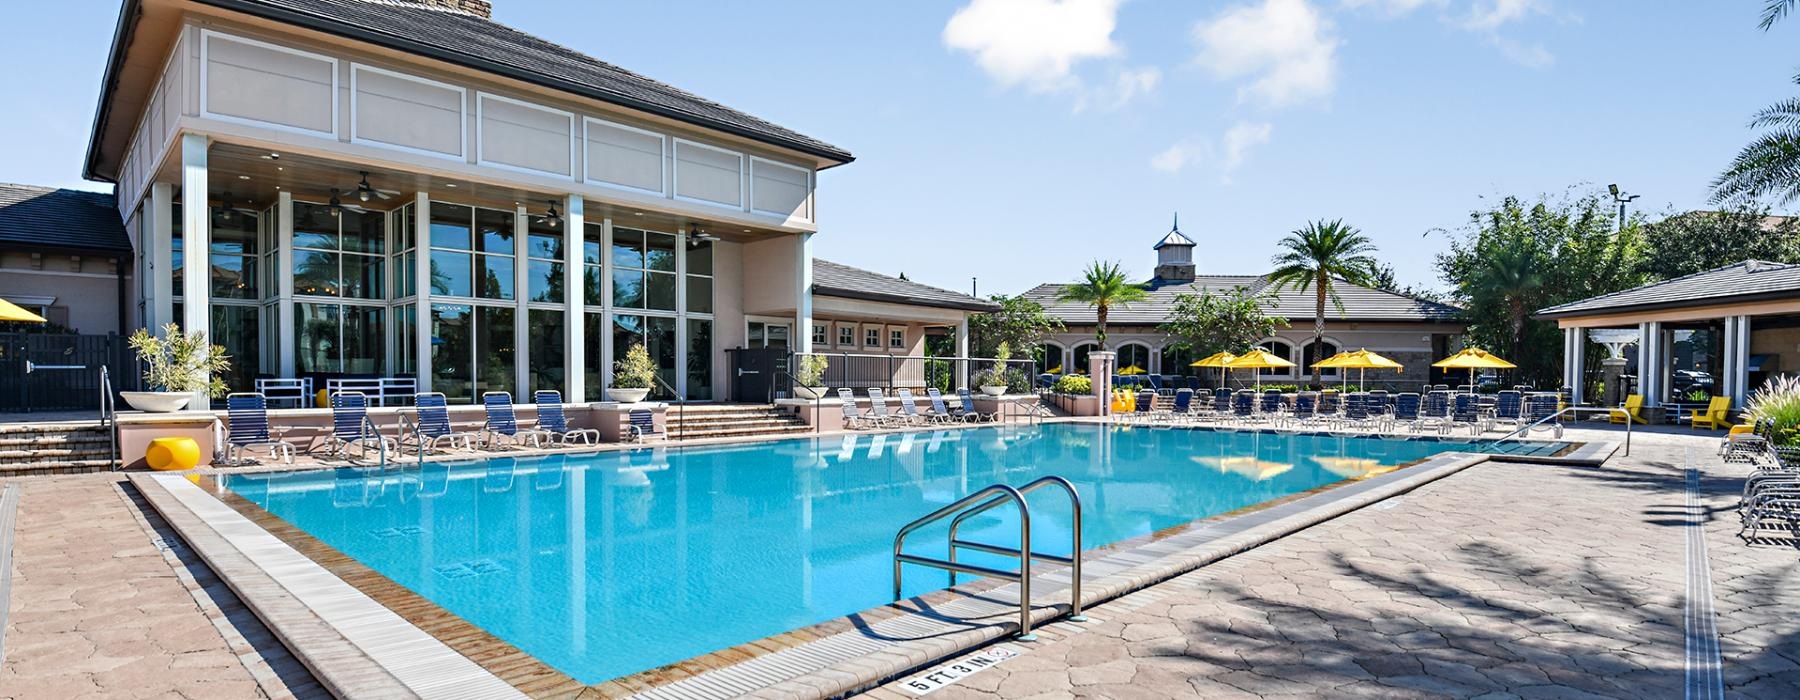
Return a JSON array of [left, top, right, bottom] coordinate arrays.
[[1315, 348, 1405, 391], [1118, 365, 1146, 376], [1191, 455, 1293, 481], [0, 299, 46, 323], [1225, 348, 1296, 391], [1190, 351, 1237, 390], [1045, 364, 1062, 374], [1310, 456, 1399, 480], [1432, 348, 1516, 392]]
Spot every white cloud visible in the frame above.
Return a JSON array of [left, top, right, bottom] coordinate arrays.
[[944, 0, 1127, 93], [1190, 0, 1340, 108], [1221, 121, 1274, 173], [1460, 0, 1548, 31], [1075, 66, 1162, 112], [1347, 0, 1563, 68], [1339, 0, 1444, 14], [1150, 121, 1274, 182]]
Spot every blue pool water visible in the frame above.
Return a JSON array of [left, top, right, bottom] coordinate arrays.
[[222, 423, 1557, 684]]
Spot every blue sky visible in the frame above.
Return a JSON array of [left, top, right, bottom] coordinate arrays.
[[3, 1, 1795, 296]]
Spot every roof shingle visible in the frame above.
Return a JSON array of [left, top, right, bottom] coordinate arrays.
[[0, 184, 131, 254], [813, 260, 1000, 313], [1536, 260, 1800, 318]]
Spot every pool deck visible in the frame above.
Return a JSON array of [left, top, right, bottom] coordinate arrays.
[[1, 423, 1795, 699]]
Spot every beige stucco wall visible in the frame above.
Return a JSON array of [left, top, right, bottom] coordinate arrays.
[[0, 254, 125, 334], [739, 235, 799, 316], [1044, 321, 1463, 390], [1750, 326, 1800, 378]]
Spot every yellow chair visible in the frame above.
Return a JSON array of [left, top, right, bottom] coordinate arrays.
[[1609, 394, 1648, 425], [1691, 396, 1733, 430], [146, 437, 201, 471]]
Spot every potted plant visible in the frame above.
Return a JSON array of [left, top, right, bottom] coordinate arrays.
[[980, 342, 1013, 396], [122, 323, 231, 412], [792, 354, 829, 400], [608, 343, 656, 403]]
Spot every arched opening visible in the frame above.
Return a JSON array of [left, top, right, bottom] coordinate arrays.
[[1036, 342, 1067, 374], [1160, 345, 1198, 376], [1300, 340, 1342, 378], [1072, 343, 1097, 374], [1258, 339, 1295, 378], [1116, 343, 1152, 375]]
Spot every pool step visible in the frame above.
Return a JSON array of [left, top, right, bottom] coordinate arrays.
[[0, 422, 117, 474], [665, 404, 812, 440]]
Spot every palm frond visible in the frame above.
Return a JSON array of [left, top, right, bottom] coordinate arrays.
[[1762, 0, 1795, 30], [1750, 97, 1800, 129], [1711, 128, 1800, 205]]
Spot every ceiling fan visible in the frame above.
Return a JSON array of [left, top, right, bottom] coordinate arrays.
[[354, 171, 400, 202], [215, 192, 258, 220], [327, 188, 368, 216]]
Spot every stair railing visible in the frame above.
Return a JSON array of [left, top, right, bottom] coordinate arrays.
[[100, 365, 119, 470]]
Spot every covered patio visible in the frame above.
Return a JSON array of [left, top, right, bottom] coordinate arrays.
[[1539, 260, 1800, 421]]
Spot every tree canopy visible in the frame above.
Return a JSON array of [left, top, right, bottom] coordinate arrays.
[[968, 294, 1065, 358], [1268, 220, 1380, 386], [1057, 261, 1148, 349], [1640, 205, 1800, 279], [1436, 192, 1648, 387], [1157, 285, 1288, 359]]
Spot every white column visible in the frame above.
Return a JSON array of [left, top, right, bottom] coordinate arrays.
[[1734, 315, 1753, 406], [956, 318, 970, 389], [149, 183, 174, 334], [674, 227, 689, 400], [1569, 327, 1586, 405], [598, 217, 615, 390], [514, 206, 531, 398], [796, 232, 813, 354], [276, 191, 296, 378], [414, 193, 432, 394], [1721, 316, 1738, 404], [563, 194, 585, 402], [1561, 327, 1574, 394], [179, 133, 211, 409], [1642, 321, 1662, 406]]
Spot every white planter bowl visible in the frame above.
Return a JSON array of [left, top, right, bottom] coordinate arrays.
[[120, 391, 192, 412], [606, 388, 651, 403], [980, 385, 1008, 397], [793, 386, 828, 400]]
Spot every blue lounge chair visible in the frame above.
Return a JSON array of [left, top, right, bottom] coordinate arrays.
[[1290, 392, 1317, 428], [1132, 389, 1159, 422], [925, 388, 962, 423], [1524, 394, 1562, 438], [625, 408, 664, 442], [957, 388, 999, 422], [1490, 390, 1524, 432], [1259, 389, 1283, 417], [1451, 394, 1481, 435], [1393, 392, 1421, 429], [1232, 391, 1256, 422], [481, 392, 552, 448], [866, 388, 905, 427], [402, 392, 477, 453], [534, 390, 601, 445], [1341, 393, 1375, 431], [1168, 388, 1196, 422], [1417, 391, 1451, 434], [225, 392, 293, 465], [895, 389, 931, 425], [324, 392, 397, 460]]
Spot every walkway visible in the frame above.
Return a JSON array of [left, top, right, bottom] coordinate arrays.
[[864, 429, 1800, 699]]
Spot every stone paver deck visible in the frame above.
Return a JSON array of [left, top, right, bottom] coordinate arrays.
[[863, 429, 1800, 699], [0, 474, 322, 699]]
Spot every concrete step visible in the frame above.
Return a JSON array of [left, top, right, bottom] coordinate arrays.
[[670, 425, 817, 440], [668, 415, 804, 427], [0, 447, 115, 462], [0, 459, 118, 477]]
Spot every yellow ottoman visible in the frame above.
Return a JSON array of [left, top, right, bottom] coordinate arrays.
[[147, 437, 201, 471]]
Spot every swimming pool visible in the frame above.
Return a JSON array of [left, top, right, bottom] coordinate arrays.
[[221, 423, 1559, 685]]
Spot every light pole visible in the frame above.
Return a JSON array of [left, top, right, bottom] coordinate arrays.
[[1608, 183, 1640, 232]]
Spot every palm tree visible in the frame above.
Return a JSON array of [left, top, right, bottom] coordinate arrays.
[[1268, 220, 1379, 387], [1058, 261, 1148, 350], [1466, 243, 1543, 368], [1712, 0, 1800, 203]]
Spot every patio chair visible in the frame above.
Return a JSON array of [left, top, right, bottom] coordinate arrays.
[[401, 392, 477, 453], [1490, 390, 1525, 433], [866, 388, 906, 427], [1415, 392, 1450, 434], [224, 393, 294, 465], [957, 388, 1000, 422], [1337, 393, 1377, 431], [1450, 394, 1481, 435], [1168, 388, 1197, 422], [1523, 394, 1562, 438], [1609, 394, 1649, 425], [1231, 390, 1256, 423], [1289, 392, 1318, 428], [1692, 396, 1733, 430], [838, 388, 878, 429], [925, 388, 965, 423], [1146, 375, 1166, 395], [1392, 393, 1421, 430], [625, 408, 664, 442], [1133, 389, 1161, 422], [1259, 389, 1283, 417], [1186, 376, 1203, 391], [323, 392, 398, 461], [481, 392, 553, 448], [895, 389, 931, 425], [534, 390, 602, 445]]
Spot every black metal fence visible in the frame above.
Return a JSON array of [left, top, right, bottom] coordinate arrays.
[[0, 333, 138, 412], [791, 352, 1041, 396]]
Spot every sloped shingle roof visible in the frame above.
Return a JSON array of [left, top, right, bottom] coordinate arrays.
[[1536, 260, 1800, 318], [0, 184, 130, 254], [90, 0, 850, 179], [814, 260, 1000, 313], [1021, 274, 1462, 325]]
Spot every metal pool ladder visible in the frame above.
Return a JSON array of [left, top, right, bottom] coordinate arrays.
[[892, 475, 1085, 641]]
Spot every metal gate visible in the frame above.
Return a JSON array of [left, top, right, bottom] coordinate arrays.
[[725, 347, 790, 402], [0, 333, 137, 412]]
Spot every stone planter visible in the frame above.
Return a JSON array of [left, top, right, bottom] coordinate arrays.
[[793, 385, 828, 400], [606, 388, 650, 403], [120, 391, 192, 413], [979, 385, 1008, 397]]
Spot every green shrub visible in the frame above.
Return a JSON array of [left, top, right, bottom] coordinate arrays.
[[127, 323, 231, 397], [1053, 375, 1092, 394], [1748, 375, 1800, 444], [612, 343, 657, 389], [794, 355, 829, 388], [973, 367, 1031, 393]]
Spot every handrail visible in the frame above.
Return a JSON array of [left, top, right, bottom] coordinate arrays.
[[1488, 405, 1629, 456], [769, 370, 824, 435], [893, 477, 1086, 640], [946, 476, 1084, 621], [651, 374, 685, 441], [99, 365, 118, 470], [894, 483, 1035, 638]]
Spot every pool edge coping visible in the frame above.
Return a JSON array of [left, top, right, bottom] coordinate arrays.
[[130, 425, 1613, 700]]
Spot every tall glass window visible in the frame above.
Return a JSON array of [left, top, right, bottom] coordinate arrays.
[[526, 217, 563, 303], [210, 208, 258, 299], [612, 228, 676, 311], [292, 203, 384, 299], [687, 319, 712, 400], [431, 303, 473, 402], [686, 235, 713, 314], [612, 314, 676, 398], [294, 303, 385, 376], [582, 222, 604, 306], [528, 309, 565, 395], [476, 306, 516, 397], [584, 311, 605, 402]]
